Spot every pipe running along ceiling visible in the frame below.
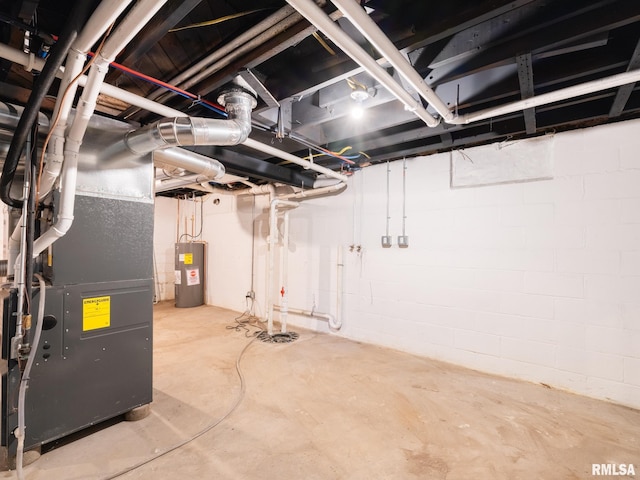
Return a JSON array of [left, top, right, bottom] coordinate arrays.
[[1, 0, 640, 196]]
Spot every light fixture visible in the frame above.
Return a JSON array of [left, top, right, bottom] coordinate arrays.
[[348, 78, 370, 119]]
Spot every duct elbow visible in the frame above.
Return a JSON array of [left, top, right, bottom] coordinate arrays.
[[219, 89, 256, 142], [125, 90, 256, 155]]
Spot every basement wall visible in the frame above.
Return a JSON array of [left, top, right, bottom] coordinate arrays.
[[154, 196, 177, 301], [153, 118, 640, 408]]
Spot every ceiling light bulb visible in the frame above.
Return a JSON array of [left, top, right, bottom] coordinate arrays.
[[351, 103, 364, 119], [350, 88, 369, 102]]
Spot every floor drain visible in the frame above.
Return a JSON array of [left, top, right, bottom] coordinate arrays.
[[256, 331, 299, 343]]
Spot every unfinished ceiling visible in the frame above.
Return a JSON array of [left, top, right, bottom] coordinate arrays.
[[1, 0, 639, 193]]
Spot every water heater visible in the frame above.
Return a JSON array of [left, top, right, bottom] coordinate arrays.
[[174, 242, 205, 308]]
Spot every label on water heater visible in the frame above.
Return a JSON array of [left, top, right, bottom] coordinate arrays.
[[186, 268, 200, 286], [82, 296, 111, 331], [183, 253, 193, 265], [175, 270, 181, 285]]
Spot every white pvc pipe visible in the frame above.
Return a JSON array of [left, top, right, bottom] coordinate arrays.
[[155, 173, 207, 192], [31, 0, 167, 258], [336, 245, 343, 330], [98, 0, 168, 63], [272, 244, 344, 331], [73, 0, 134, 53], [244, 138, 348, 183], [452, 68, 640, 124], [7, 222, 20, 276], [267, 201, 278, 335], [0, 42, 350, 184], [39, 49, 86, 198], [266, 199, 298, 335], [273, 305, 341, 330], [278, 181, 347, 200], [280, 210, 291, 333], [331, 0, 453, 122], [41, 0, 133, 197], [285, 0, 440, 127]]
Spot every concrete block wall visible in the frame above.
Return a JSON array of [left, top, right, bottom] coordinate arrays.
[[154, 193, 258, 310], [153, 196, 178, 301], [153, 118, 640, 408]]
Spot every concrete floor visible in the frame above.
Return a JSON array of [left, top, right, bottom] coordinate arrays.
[[10, 302, 640, 480]]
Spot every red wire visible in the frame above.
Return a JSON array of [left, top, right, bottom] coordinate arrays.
[[86, 52, 226, 112]]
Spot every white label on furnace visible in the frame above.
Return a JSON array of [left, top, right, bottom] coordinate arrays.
[[174, 270, 181, 285], [179, 253, 185, 262], [186, 268, 200, 286]]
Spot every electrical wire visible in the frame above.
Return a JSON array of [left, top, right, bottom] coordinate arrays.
[[168, 8, 272, 33], [312, 31, 336, 56], [178, 195, 204, 242], [288, 134, 357, 165], [302, 145, 363, 162], [94, 55, 227, 117], [226, 310, 264, 338], [100, 334, 257, 480]]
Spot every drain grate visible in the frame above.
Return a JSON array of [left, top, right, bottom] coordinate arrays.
[[256, 331, 299, 343]]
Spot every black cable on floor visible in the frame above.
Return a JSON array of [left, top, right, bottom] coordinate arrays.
[[100, 335, 257, 480], [226, 310, 264, 337]]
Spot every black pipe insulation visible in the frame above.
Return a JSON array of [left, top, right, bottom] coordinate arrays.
[[0, 0, 96, 208], [23, 123, 38, 347]]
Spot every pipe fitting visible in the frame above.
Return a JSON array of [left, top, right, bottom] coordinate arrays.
[[218, 89, 257, 143], [125, 90, 257, 154]]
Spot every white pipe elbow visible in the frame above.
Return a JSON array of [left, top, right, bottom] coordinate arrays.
[[320, 312, 342, 330]]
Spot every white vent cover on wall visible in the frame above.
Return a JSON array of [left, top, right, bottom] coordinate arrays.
[[450, 134, 554, 188]]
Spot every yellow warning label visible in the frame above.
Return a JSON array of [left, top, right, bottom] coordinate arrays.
[[184, 253, 193, 265], [83, 296, 111, 331]]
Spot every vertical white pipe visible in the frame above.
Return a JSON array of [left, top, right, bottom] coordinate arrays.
[[31, 0, 168, 257], [336, 245, 343, 330], [42, 0, 134, 197], [267, 201, 278, 335], [280, 210, 290, 333], [39, 49, 86, 198], [266, 199, 298, 335]]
